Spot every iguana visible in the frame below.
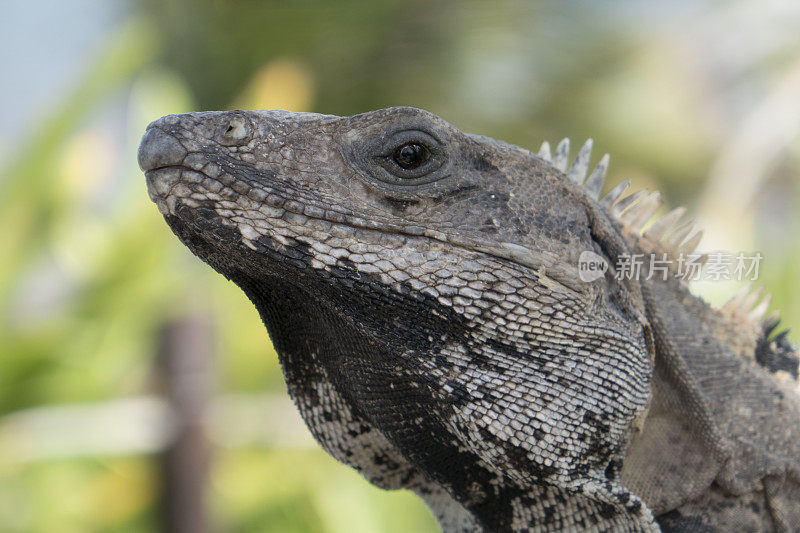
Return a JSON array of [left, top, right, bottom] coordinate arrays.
[[138, 107, 800, 531]]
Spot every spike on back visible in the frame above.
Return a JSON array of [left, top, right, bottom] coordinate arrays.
[[721, 283, 772, 323], [585, 154, 609, 199], [553, 138, 570, 172], [567, 139, 593, 184], [538, 141, 552, 161], [538, 137, 612, 200]]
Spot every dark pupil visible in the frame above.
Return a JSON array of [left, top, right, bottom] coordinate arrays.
[[393, 143, 428, 170]]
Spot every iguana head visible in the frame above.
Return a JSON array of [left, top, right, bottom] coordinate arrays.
[[139, 106, 654, 528], [140, 107, 616, 284]]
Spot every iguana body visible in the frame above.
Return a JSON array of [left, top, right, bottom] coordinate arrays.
[[138, 107, 800, 531]]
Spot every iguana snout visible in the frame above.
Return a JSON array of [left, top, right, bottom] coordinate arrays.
[[138, 124, 187, 172]]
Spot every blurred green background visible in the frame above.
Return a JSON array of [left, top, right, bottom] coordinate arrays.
[[1, 1, 799, 531]]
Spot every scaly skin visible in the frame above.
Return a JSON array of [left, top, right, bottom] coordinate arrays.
[[139, 107, 800, 531]]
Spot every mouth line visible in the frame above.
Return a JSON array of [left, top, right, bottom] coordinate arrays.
[[144, 164, 186, 173]]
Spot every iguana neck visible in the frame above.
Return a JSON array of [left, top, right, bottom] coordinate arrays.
[[229, 262, 658, 531]]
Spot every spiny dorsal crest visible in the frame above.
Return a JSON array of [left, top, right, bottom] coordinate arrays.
[[537, 137, 787, 357], [538, 138, 705, 266], [721, 283, 774, 327]]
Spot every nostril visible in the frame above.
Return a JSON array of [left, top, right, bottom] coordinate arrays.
[[220, 115, 250, 145]]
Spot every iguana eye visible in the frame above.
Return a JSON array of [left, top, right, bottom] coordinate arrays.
[[366, 129, 448, 185], [393, 143, 430, 170]]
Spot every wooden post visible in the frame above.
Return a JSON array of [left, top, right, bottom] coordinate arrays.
[[157, 315, 214, 533]]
